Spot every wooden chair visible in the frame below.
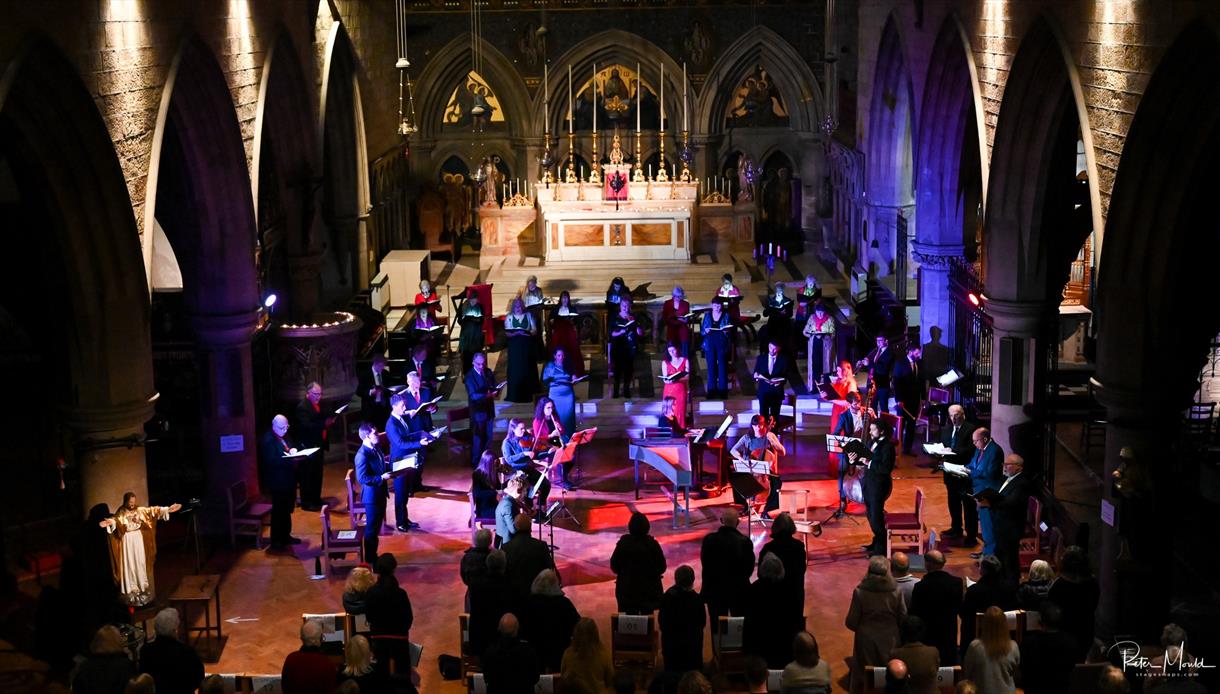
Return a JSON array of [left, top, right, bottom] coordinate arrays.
[[973, 609, 1027, 643], [1018, 495, 1044, 570], [469, 488, 499, 530], [886, 486, 925, 556], [1185, 402, 1216, 453], [714, 616, 747, 677], [448, 405, 473, 456], [459, 613, 479, 678], [301, 612, 349, 661], [879, 411, 902, 447], [863, 665, 962, 693], [319, 505, 362, 572], [777, 488, 816, 550], [345, 469, 367, 531], [1080, 383, 1109, 458], [918, 387, 952, 442], [227, 480, 271, 549], [610, 613, 658, 676]]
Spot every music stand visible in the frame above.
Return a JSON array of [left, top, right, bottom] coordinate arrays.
[[537, 500, 563, 553], [729, 459, 770, 534], [822, 436, 863, 526], [564, 428, 597, 488]]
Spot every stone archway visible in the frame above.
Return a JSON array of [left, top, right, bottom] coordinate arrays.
[[144, 34, 260, 519], [0, 38, 155, 525], [912, 15, 987, 348], [254, 29, 321, 324], [1093, 21, 1220, 639], [863, 16, 915, 278]]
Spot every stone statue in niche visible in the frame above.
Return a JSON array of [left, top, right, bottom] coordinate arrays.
[[761, 166, 794, 241], [736, 153, 756, 203], [517, 21, 545, 67], [683, 19, 712, 68], [479, 156, 503, 207], [442, 173, 473, 235]]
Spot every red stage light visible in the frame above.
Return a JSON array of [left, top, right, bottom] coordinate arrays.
[[968, 292, 981, 307]]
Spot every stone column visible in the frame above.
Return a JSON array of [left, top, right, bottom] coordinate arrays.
[[985, 298, 1045, 453], [65, 399, 156, 516], [911, 242, 963, 348], [285, 251, 324, 323], [189, 310, 260, 531], [1094, 380, 1179, 641]]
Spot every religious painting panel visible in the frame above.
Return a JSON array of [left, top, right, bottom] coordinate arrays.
[[632, 223, 671, 246], [573, 64, 658, 133], [564, 224, 605, 246], [443, 70, 506, 132], [725, 65, 789, 128]]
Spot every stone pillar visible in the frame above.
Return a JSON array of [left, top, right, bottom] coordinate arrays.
[[65, 399, 156, 516], [1094, 381, 1179, 642], [985, 298, 1045, 453], [911, 242, 963, 348], [285, 251, 324, 323], [189, 310, 260, 531]]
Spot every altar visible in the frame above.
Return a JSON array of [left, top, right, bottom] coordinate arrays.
[[535, 175, 699, 262]]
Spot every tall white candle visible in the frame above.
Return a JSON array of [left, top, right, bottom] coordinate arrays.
[[543, 62, 549, 136], [568, 65, 573, 134], [592, 63, 597, 132], [636, 63, 641, 133], [682, 62, 688, 132], [660, 62, 665, 130]]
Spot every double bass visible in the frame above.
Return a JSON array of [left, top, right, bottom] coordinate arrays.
[[840, 381, 876, 505]]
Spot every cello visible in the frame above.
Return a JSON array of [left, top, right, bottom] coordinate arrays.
[[840, 381, 876, 505]]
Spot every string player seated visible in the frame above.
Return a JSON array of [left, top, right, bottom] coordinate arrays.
[[729, 414, 786, 519], [501, 418, 552, 516], [532, 397, 572, 490]]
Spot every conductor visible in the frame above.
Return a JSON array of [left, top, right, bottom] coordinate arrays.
[[849, 419, 895, 556]]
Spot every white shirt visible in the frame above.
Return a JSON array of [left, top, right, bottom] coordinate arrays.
[[999, 471, 1021, 494]]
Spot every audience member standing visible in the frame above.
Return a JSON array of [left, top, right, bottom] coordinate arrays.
[[962, 607, 1020, 693], [561, 617, 616, 694], [468, 550, 515, 656], [700, 508, 756, 634], [891, 552, 917, 610], [1018, 602, 1079, 694], [1048, 545, 1100, 662], [138, 608, 203, 694], [611, 512, 667, 614], [888, 616, 939, 694], [342, 566, 375, 616], [482, 614, 541, 694], [658, 565, 706, 675], [744, 553, 802, 669], [503, 513, 555, 602], [364, 553, 414, 674], [958, 555, 1016, 659], [1016, 559, 1054, 611], [908, 550, 963, 666], [521, 570, 581, 673], [845, 557, 906, 693], [759, 512, 808, 614]]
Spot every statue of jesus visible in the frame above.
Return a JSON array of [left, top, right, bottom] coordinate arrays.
[[100, 492, 182, 605]]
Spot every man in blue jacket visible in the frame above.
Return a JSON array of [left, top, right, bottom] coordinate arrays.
[[966, 427, 1005, 559], [354, 422, 391, 560]]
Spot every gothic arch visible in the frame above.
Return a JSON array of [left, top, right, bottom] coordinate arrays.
[[430, 142, 517, 181], [696, 26, 823, 135], [866, 16, 916, 210], [417, 37, 531, 140], [914, 14, 987, 250], [984, 16, 1099, 303], [0, 36, 155, 512], [1096, 21, 1220, 409]]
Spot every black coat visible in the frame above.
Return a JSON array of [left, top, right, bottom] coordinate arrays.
[[140, 635, 205, 694], [365, 575, 413, 637], [742, 577, 802, 669], [1019, 629, 1080, 694], [892, 357, 922, 415], [482, 635, 541, 694], [658, 586, 705, 673], [354, 444, 389, 506], [753, 353, 790, 399], [940, 421, 978, 483], [72, 653, 135, 694], [503, 534, 555, 601], [866, 346, 896, 389], [294, 398, 329, 450], [259, 430, 298, 494], [909, 570, 964, 665], [520, 593, 581, 672], [468, 575, 517, 656], [610, 533, 667, 613], [1048, 577, 1100, 662], [958, 575, 1016, 655], [699, 526, 755, 611], [759, 535, 807, 609], [465, 367, 498, 420], [862, 437, 896, 502], [991, 473, 1034, 548]]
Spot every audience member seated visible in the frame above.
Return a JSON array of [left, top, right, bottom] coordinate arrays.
[[561, 617, 616, 694], [461, 529, 494, 592], [962, 606, 1019, 694], [1016, 559, 1054, 611], [504, 513, 555, 602], [744, 553, 802, 669], [342, 566, 375, 616], [743, 656, 770, 693], [891, 553, 917, 610], [482, 614, 541, 693], [1146, 623, 1209, 693], [365, 553, 414, 674], [468, 549, 515, 656], [658, 565, 706, 675], [677, 671, 714, 694], [73, 625, 135, 694], [958, 555, 1015, 659], [1097, 664, 1131, 694], [138, 608, 204, 694], [889, 616, 939, 694], [908, 550, 963, 666], [885, 659, 910, 694], [282, 620, 337, 694], [124, 673, 155, 694], [700, 508, 755, 628], [955, 681, 978, 694], [199, 675, 225, 694], [472, 451, 502, 521], [780, 631, 831, 694], [846, 556, 907, 691], [611, 511, 668, 614], [1048, 545, 1100, 663], [1018, 602, 1078, 694], [521, 569, 581, 673], [760, 512, 808, 611], [336, 635, 392, 692]]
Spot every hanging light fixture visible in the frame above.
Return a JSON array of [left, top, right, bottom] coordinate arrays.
[[395, 0, 418, 140]]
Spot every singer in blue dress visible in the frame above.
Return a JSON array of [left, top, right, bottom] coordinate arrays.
[[541, 347, 578, 434]]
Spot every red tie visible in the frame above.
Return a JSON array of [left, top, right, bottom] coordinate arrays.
[[279, 437, 289, 452]]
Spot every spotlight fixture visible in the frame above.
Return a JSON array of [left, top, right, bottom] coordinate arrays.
[[263, 294, 278, 309], [967, 292, 982, 308]]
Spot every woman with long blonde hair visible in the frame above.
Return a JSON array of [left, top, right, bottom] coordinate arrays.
[[561, 617, 615, 694], [963, 606, 1019, 693], [337, 634, 391, 691]]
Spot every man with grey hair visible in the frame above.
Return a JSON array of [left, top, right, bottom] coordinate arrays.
[[281, 620, 334, 694], [700, 507, 756, 634], [909, 550, 963, 665], [138, 607, 203, 694], [294, 381, 334, 511], [891, 551, 917, 609], [259, 413, 301, 550], [939, 404, 978, 545], [482, 613, 541, 693]]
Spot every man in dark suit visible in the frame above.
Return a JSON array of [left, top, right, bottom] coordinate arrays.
[[364, 553, 414, 674], [892, 344, 923, 455], [967, 427, 1005, 559], [409, 344, 439, 391], [385, 393, 433, 532], [958, 555, 1016, 658], [465, 351, 498, 468], [292, 382, 334, 511], [360, 355, 395, 428], [502, 512, 554, 602], [852, 420, 896, 556], [398, 370, 437, 493], [700, 508, 755, 636], [982, 454, 1034, 586], [752, 340, 789, 420], [353, 422, 391, 560], [859, 334, 896, 414], [909, 550, 964, 665], [258, 414, 300, 550], [658, 565, 705, 674], [940, 405, 979, 545], [481, 614, 541, 693]]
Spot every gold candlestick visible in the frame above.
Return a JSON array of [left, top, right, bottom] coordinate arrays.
[[565, 130, 577, 183], [633, 131, 645, 182], [656, 130, 669, 182], [679, 130, 692, 182], [589, 133, 601, 184]]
